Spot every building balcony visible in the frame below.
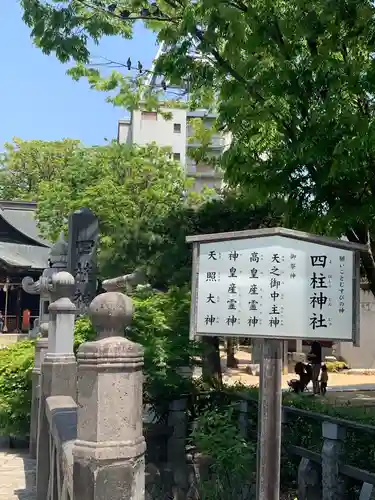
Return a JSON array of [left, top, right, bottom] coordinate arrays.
[[186, 161, 224, 179], [186, 123, 228, 149], [187, 134, 227, 150]]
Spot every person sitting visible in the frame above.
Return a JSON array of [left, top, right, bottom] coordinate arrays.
[[288, 362, 312, 393], [320, 364, 328, 395]]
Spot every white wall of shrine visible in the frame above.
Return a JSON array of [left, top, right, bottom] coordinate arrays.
[[335, 289, 375, 369]]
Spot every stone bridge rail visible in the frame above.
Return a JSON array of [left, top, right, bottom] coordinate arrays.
[[229, 392, 375, 500], [34, 271, 145, 500]]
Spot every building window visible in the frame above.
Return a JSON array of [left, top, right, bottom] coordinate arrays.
[[141, 111, 157, 120], [173, 123, 181, 133], [173, 153, 181, 161]]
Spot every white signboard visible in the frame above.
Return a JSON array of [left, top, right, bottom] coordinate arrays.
[[194, 235, 358, 341]]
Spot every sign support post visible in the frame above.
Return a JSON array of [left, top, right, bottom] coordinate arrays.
[[256, 339, 283, 500]]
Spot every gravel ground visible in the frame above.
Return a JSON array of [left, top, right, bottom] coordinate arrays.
[[225, 370, 375, 389], [0, 450, 35, 500], [222, 349, 375, 394]]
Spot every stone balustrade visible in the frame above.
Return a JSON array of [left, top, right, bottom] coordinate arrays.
[[233, 392, 375, 500], [73, 290, 145, 500], [102, 269, 146, 293], [29, 322, 48, 458], [32, 271, 146, 500], [36, 271, 77, 500], [23, 233, 69, 457], [45, 395, 77, 500]]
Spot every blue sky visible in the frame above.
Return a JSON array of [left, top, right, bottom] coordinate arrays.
[[1, 3, 157, 147]]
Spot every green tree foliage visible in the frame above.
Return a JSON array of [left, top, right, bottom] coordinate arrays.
[[73, 317, 97, 351], [75, 291, 198, 402], [130, 190, 281, 385], [130, 286, 198, 401], [0, 138, 80, 200], [35, 141, 192, 269], [20, 0, 375, 292], [143, 190, 281, 290], [191, 405, 256, 498], [75, 290, 199, 402], [0, 340, 34, 437], [1, 138, 194, 276], [21, 0, 134, 63]]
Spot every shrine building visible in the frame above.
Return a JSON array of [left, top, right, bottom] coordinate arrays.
[[0, 201, 50, 333]]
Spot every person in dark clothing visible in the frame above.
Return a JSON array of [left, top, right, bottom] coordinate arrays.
[[307, 341, 322, 394], [288, 362, 312, 393]]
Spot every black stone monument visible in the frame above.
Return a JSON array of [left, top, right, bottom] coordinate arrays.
[[67, 208, 99, 314]]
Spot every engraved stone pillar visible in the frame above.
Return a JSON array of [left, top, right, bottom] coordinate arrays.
[[321, 422, 346, 500], [29, 322, 48, 458], [68, 207, 99, 314], [36, 272, 76, 500], [73, 291, 146, 500]]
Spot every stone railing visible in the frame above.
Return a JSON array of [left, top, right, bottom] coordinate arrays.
[[29, 321, 48, 458], [33, 271, 146, 500], [222, 391, 375, 500]]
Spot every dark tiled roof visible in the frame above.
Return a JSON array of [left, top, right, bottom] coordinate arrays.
[[0, 201, 50, 247], [0, 201, 51, 270], [0, 242, 49, 269]]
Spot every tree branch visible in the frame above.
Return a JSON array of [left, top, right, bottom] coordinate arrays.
[[222, 0, 248, 13], [77, 0, 181, 22]]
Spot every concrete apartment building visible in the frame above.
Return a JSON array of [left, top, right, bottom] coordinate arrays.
[[117, 107, 230, 193]]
